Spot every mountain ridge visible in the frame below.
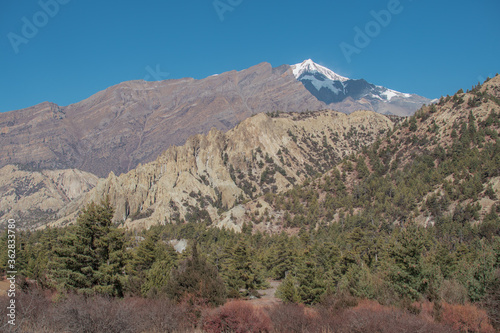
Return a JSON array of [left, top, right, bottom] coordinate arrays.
[[292, 59, 430, 116], [0, 62, 326, 177]]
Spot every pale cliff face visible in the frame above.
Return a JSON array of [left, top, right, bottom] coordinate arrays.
[[0, 165, 98, 229], [52, 110, 394, 230]]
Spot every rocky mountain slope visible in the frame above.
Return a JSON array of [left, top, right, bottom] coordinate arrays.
[[50, 110, 395, 230], [0, 165, 98, 229], [232, 75, 500, 232], [0, 63, 326, 177], [292, 59, 431, 116]]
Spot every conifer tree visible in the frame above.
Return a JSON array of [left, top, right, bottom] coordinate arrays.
[[388, 225, 430, 301], [295, 254, 326, 304], [141, 243, 178, 297], [48, 198, 127, 296], [130, 230, 160, 272], [276, 273, 300, 303], [165, 241, 226, 306], [222, 239, 266, 295], [270, 233, 295, 279]]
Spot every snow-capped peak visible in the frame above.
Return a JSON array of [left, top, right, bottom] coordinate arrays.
[[377, 86, 412, 101], [291, 59, 349, 82]]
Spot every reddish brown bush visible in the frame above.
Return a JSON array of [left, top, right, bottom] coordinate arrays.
[[316, 300, 456, 333], [441, 303, 495, 333], [319, 291, 358, 311], [203, 300, 272, 333], [3, 291, 494, 333], [266, 303, 318, 333], [0, 289, 56, 332], [52, 294, 143, 333], [0, 292, 197, 333], [124, 296, 195, 333]]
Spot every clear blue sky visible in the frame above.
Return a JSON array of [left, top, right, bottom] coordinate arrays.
[[1, 0, 499, 112]]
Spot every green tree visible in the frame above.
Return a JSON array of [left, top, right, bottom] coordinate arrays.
[[295, 256, 326, 304], [165, 242, 226, 306], [356, 157, 370, 179], [141, 243, 177, 297], [48, 199, 127, 296], [222, 239, 266, 295], [409, 117, 418, 132], [269, 233, 295, 280], [388, 225, 430, 301], [130, 230, 160, 272], [276, 274, 300, 303]]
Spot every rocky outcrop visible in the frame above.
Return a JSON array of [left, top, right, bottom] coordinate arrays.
[[0, 165, 98, 228], [52, 110, 395, 230]]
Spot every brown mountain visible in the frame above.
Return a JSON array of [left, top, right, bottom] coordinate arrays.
[[0, 63, 326, 178]]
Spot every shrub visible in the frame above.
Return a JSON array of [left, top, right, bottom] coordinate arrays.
[[203, 300, 271, 333], [441, 303, 495, 333], [0, 289, 53, 332], [52, 294, 142, 333], [0, 292, 196, 333], [328, 300, 455, 333], [266, 303, 316, 333], [140, 297, 194, 332]]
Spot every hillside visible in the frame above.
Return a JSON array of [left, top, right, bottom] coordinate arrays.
[[233, 75, 500, 232], [0, 165, 98, 229], [50, 110, 395, 230]]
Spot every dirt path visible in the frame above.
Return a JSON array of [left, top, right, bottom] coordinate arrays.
[[248, 280, 282, 308]]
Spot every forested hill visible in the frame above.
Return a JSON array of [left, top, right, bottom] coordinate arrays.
[[237, 74, 500, 232]]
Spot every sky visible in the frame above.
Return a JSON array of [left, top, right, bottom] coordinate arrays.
[[1, 0, 499, 112]]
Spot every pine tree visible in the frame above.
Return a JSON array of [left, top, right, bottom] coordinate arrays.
[[165, 241, 226, 306], [276, 273, 300, 303], [295, 254, 326, 304], [130, 230, 160, 272], [48, 199, 127, 296], [270, 233, 295, 280], [409, 117, 418, 132], [141, 243, 177, 297], [222, 239, 266, 295], [388, 225, 430, 301]]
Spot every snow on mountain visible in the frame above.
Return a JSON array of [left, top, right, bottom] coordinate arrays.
[[299, 74, 343, 94], [291, 59, 431, 116], [379, 88, 411, 101], [292, 59, 349, 82]]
